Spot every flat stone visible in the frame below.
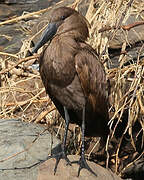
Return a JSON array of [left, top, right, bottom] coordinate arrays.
[[0, 119, 123, 180], [0, 1, 60, 19], [104, 14, 144, 68], [0, 0, 61, 53], [37, 155, 122, 180], [0, 119, 60, 180], [121, 156, 144, 180], [108, 14, 144, 49]]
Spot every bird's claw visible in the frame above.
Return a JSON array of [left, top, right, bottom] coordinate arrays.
[[72, 155, 97, 177], [48, 151, 71, 175]]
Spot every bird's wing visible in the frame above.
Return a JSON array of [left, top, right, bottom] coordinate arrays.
[[75, 45, 109, 113]]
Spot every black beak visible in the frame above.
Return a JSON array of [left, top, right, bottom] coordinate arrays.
[[31, 22, 57, 54]]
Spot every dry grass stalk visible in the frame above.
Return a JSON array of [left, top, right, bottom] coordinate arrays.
[[85, 0, 144, 174]]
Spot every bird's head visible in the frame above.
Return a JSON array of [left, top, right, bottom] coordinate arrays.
[[32, 7, 89, 54]]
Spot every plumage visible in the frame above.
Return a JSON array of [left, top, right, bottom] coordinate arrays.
[[31, 6, 109, 176]]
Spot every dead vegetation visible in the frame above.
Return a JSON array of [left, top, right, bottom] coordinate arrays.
[[0, 0, 144, 178]]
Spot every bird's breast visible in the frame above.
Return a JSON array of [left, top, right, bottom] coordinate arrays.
[[48, 74, 85, 110], [40, 38, 78, 88], [39, 37, 86, 110]]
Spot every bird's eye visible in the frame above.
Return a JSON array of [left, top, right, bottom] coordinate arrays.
[[61, 16, 66, 20]]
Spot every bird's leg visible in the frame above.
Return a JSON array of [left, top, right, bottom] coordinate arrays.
[[73, 106, 97, 177], [50, 106, 71, 174]]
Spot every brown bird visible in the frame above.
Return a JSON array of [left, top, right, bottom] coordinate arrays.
[[31, 7, 109, 176]]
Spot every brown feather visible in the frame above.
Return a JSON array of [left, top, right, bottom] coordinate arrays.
[[39, 7, 109, 138]]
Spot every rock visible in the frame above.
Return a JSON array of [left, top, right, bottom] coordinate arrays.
[[0, 119, 60, 180], [121, 156, 144, 180], [37, 155, 122, 180], [108, 14, 144, 49], [0, 1, 60, 18], [107, 14, 144, 68], [0, 119, 123, 180], [0, 0, 61, 54], [0, 24, 24, 53]]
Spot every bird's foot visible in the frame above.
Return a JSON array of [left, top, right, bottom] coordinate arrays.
[[48, 150, 71, 175], [72, 155, 97, 177]]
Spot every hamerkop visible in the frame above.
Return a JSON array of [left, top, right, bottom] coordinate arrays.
[[31, 7, 109, 176]]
